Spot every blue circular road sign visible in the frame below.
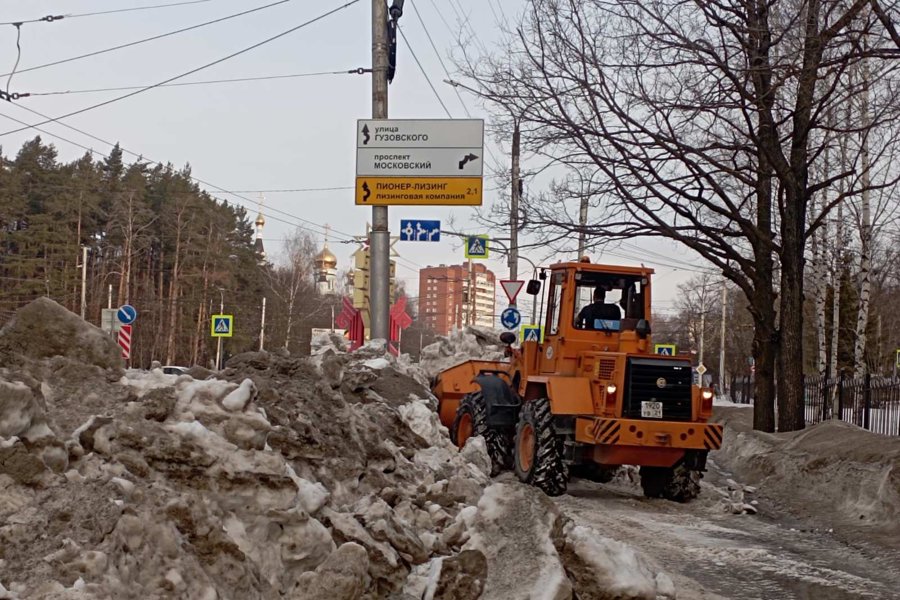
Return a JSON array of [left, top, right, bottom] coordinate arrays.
[[500, 306, 521, 330], [117, 304, 137, 325]]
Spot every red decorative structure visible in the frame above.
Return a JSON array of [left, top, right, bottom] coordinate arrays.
[[389, 295, 413, 356], [335, 296, 365, 351]]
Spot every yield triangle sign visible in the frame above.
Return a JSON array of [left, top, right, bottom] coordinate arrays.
[[500, 280, 524, 304]]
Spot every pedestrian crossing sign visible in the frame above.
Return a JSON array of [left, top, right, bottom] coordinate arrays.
[[654, 344, 676, 356], [520, 324, 544, 343], [211, 314, 234, 338], [464, 235, 489, 259]]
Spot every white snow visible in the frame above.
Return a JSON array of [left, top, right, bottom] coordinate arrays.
[[363, 358, 391, 370], [221, 378, 256, 411], [565, 525, 663, 598]]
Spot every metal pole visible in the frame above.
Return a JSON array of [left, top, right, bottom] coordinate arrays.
[[466, 258, 475, 325], [259, 296, 266, 351], [698, 281, 707, 368], [509, 120, 520, 305], [719, 283, 727, 393], [107, 284, 113, 310], [80, 246, 88, 319], [215, 292, 224, 370], [369, 0, 390, 344]]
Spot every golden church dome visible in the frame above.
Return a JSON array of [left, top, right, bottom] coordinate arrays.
[[315, 244, 338, 268]]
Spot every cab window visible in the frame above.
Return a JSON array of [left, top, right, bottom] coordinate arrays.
[[547, 272, 564, 335], [573, 273, 645, 330]]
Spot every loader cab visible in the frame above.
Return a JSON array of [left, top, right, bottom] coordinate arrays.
[[528, 261, 654, 375]]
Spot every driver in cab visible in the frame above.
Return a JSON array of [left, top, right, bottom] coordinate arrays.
[[576, 285, 622, 329]]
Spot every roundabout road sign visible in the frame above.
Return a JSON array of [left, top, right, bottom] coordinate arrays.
[[500, 306, 521, 330]]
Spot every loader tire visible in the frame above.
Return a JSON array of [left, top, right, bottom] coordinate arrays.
[[639, 464, 701, 503], [450, 392, 512, 477], [514, 398, 568, 496]]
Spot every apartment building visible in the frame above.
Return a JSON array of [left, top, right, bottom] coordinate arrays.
[[418, 263, 496, 335]]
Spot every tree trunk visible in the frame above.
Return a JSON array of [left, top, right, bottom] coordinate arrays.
[[778, 184, 807, 432], [853, 49, 872, 378], [750, 283, 778, 432]]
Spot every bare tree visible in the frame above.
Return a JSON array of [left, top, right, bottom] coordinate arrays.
[[457, 0, 900, 431]]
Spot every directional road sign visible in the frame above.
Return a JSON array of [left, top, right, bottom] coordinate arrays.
[[500, 280, 524, 304], [521, 324, 544, 343], [355, 119, 484, 206], [464, 235, 489, 259], [654, 344, 676, 356], [117, 304, 137, 325], [211, 314, 234, 338], [399, 219, 441, 242], [500, 307, 522, 330]]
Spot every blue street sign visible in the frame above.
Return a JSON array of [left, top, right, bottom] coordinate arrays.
[[399, 220, 441, 242], [465, 235, 489, 259], [520, 324, 544, 343], [117, 304, 137, 325], [500, 307, 521, 330]]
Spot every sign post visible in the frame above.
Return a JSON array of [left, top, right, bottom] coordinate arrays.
[[355, 119, 485, 206], [211, 314, 234, 370], [117, 324, 132, 360]]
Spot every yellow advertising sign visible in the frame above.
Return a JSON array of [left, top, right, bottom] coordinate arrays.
[[355, 177, 482, 206]]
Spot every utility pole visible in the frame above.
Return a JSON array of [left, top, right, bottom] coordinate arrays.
[[80, 246, 88, 320], [719, 283, 727, 393], [509, 120, 521, 304], [259, 296, 267, 351], [369, 0, 393, 344]]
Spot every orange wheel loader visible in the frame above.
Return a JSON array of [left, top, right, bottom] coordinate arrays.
[[431, 258, 723, 500]]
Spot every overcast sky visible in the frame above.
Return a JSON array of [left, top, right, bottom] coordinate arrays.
[[0, 0, 714, 318]]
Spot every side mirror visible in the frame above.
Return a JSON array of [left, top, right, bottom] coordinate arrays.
[[636, 319, 651, 339], [499, 331, 516, 345], [526, 280, 541, 295]]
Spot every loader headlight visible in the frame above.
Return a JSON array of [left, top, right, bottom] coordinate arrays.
[[606, 384, 617, 395], [702, 390, 714, 401]]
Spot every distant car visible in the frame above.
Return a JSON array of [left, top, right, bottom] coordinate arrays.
[[162, 365, 189, 376]]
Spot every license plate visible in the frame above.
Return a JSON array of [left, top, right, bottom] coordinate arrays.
[[641, 401, 663, 418]]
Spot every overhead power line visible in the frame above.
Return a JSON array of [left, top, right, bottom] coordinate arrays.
[[23, 69, 368, 97], [397, 25, 451, 118], [408, 0, 470, 117], [0, 105, 354, 244], [0, 0, 362, 138], [66, 0, 220, 19], [0, 0, 294, 78], [0, 1, 219, 25]]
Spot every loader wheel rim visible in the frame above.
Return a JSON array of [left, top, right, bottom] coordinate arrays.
[[457, 412, 473, 448], [519, 423, 535, 472]]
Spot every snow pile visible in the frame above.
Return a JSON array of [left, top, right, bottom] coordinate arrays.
[[0, 299, 681, 599], [0, 298, 122, 371], [404, 482, 678, 600], [419, 326, 506, 380], [713, 406, 900, 535]]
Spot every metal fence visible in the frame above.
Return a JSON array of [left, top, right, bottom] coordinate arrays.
[[728, 374, 900, 437], [804, 374, 900, 437]]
